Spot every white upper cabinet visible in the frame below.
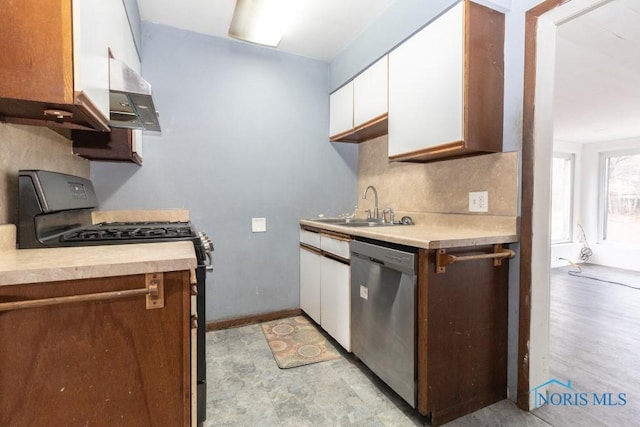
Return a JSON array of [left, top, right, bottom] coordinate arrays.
[[74, 0, 140, 119], [388, 0, 505, 162], [389, 2, 463, 158], [353, 56, 388, 129], [329, 56, 389, 143], [329, 81, 354, 138], [106, 0, 141, 72], [73, 0, 111, 119]]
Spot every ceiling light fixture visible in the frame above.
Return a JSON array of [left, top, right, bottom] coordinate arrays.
[[228, 0, 293, 47]]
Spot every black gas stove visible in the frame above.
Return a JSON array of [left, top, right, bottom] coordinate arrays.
[[17, 170, 212, 424]]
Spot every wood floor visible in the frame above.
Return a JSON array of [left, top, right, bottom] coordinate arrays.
[[532, 265, 640, 426]]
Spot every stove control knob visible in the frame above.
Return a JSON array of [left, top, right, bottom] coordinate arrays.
[[198, 231, 214, 253]]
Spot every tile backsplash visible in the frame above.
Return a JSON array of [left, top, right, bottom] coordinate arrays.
[[358, 135, 518, 217], [0, 123, 89, 225]]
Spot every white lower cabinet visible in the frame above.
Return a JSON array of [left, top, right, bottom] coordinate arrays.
[[299, 229, 351, 351], [320, 256, 351, 351], [299, 246, 321, 324]]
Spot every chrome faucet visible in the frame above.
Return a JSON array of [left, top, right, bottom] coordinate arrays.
[[363, 185, 379, 220]]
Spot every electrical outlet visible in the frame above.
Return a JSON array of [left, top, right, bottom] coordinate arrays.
[[359, 285, 368, 300], [251, 217, 266, 232], [469, 191, 489, 213]]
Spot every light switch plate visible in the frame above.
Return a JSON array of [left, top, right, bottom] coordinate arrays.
[[469, 191, 489, 213], [359, 285, 368, 300], [251, 217, 266, 232]]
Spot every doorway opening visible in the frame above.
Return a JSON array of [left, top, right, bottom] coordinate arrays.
[[522, 0, 640, 420]]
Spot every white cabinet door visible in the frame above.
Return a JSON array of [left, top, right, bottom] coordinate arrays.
[[388, 1, 464, 157], [353, 56, 388, 128], [320, 256, 350, 351], [300, 246, 321, 324], [73, 0, 141, 120], [106, 0, 141, 71], [73, 0, 111, 118], [329, 81, 354, 138]]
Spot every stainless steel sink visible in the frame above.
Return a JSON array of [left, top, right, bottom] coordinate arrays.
[[339, 221, 402, 227], [306, 217, 357, 224], [307, 217, 405, 227], [306, 217, 369, 224]]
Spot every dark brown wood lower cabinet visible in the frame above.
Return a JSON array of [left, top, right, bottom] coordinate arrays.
[[0, 271, 191, 426], [417, 246, 509, 426]]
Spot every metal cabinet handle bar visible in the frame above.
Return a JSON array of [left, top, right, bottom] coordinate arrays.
[[0, 273, 164, 312], [436, 244, 515, 273]]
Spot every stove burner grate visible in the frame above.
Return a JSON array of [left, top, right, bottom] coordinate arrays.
[[59, 222, 193, 243]]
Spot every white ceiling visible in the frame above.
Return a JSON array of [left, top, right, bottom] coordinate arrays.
[[136, 0, 396, 61], [554, 0, 640, 143], [136, 0, 640, 144]]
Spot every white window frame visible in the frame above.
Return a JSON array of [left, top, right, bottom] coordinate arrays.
[[551, 152, 575, 244], [599, 148, 640, 245]]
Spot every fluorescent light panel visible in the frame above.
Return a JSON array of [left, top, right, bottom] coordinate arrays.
[[228, 0, 292, 47]]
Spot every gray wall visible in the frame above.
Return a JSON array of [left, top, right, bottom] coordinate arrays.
[[329, 0, 457, 91], [91, 23, 358, 322]]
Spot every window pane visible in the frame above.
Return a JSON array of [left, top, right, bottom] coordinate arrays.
[[551, 154, 573, 243], [603, 153, 640, 244]]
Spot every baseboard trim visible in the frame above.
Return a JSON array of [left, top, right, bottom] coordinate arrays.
[[206, 308, 303, 331]]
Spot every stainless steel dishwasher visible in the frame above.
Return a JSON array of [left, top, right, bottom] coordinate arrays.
[[350, 239, 418, 407]]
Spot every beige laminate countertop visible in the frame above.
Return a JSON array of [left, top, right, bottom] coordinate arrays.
[[300, 213, 519, 249], [0, 225, 197, 286]]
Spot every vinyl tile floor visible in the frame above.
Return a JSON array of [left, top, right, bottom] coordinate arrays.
[[204, 265, 639, 427], [203, 324, 546, 427]]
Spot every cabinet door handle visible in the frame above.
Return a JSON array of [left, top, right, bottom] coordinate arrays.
[[436, 245, 515, 273], [0, 273, 165, 312]]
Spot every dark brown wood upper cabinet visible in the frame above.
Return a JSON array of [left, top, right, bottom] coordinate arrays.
[[0, 0, 111, 131], [72, 128, 143, 165]]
